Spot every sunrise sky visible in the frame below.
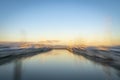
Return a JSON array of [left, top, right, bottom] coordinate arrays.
[[0, 0, 120, 45]]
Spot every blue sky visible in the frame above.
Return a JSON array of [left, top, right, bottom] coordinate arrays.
[[0, 0, 120, 44]]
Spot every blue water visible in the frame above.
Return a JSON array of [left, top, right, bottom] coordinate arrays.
[[0, 50, 120, 80]]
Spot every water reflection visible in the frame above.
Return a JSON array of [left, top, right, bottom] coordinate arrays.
[[0, 50, 120, 80], [14, 59, 22, 80]]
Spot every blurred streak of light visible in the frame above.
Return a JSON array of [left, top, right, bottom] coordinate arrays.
[[14, 59, 22, 80]]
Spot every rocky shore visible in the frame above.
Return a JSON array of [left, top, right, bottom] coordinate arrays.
[[0, 47, 52, 59], [67, 46, 120, 69]]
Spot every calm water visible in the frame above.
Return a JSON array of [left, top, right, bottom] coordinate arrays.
[[0, 50, 120, 80]]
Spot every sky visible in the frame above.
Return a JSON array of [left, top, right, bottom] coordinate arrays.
[[0, 0, 120, 45]]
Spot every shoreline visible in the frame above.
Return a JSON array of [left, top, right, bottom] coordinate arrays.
[[0, 47, 52, 59], [67, 47, 120, 70]]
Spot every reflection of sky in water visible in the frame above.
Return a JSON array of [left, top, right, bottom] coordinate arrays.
[[0, 62, 14, 80], [0, 50, 120, 80]]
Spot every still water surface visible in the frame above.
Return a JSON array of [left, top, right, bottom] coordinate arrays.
[[0, 50, 120, 80]]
